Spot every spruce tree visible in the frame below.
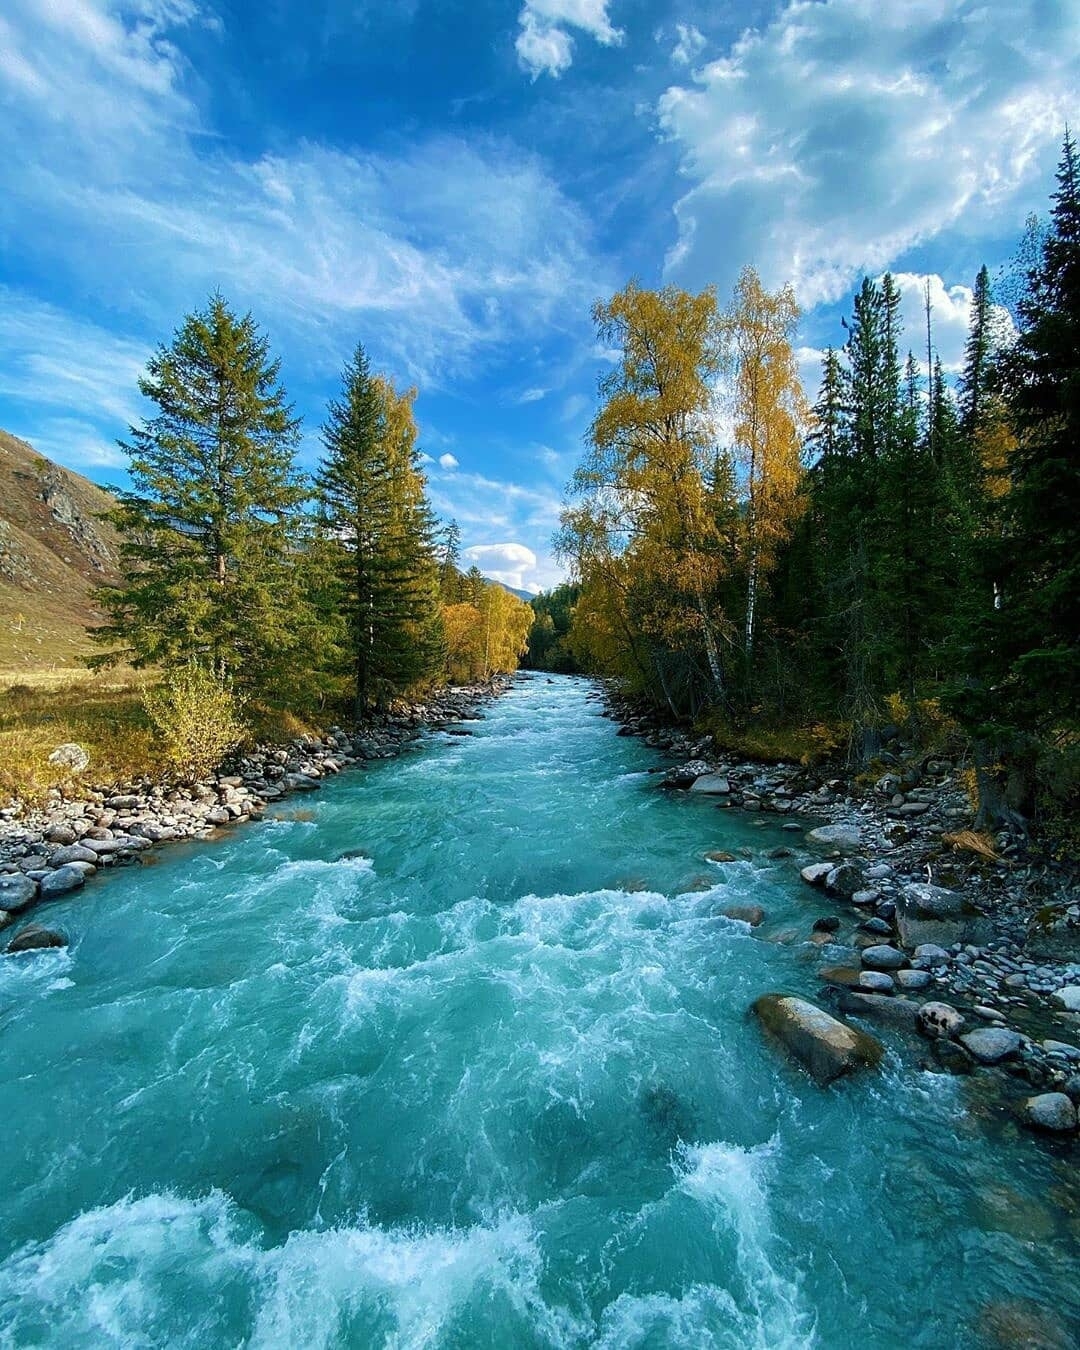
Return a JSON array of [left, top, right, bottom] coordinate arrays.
[[993, 132, 1080, 728], [92, 295, 307, 697], [317, 347, 443, 717]]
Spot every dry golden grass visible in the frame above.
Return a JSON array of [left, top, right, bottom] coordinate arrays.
[[0, 672, 160, 805], [942, 829, 1001, 862]]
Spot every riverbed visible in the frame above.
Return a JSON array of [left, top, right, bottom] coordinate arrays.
[[1, 675, 1076, 1347]]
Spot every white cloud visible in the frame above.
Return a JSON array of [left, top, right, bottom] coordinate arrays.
[[658, 0, 1080, 305], [671, 23, 705, 66], [438, 452, 459, 470], [463, 541, 539, 591], [516, 0, 622, 79], [0, 2, 600, 388], [890, 271, 1015, 375], [517, 387, 548, 403]]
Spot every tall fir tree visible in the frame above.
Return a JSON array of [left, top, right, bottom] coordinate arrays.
[[92, 295, 308, 698], [317, 347, 443, 717]]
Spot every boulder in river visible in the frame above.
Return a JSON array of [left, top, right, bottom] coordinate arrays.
[[7, 924, 67, 954], [917, 1001, 966, 1039], [689, 772, 731, 795], [1021, 1093, 1077, 1134], [837, 991, 921, 1029], [663, 760, 712, 788], [800, 862, 834, 886], [38, 865, 87, 899], [0, 874, 38, 913], [860, 944, 908, 971], [960, 1027, 1023, 1064], [720, 904, 765, 927], [751, 994, 883, 1084]]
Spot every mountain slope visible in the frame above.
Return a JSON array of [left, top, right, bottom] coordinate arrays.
[[0, 430, 122, 678]]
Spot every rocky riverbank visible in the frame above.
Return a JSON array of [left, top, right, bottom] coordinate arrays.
[[0, 678, 511, 951], [605, 690, 1080, 1139]]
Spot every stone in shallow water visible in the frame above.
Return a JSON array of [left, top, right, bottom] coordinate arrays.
[[38, 865, 87, 899], [751, 993, 883, 1084], [720, 904, 765, 927], [860, 944, 907, 971], [7, 924, 67, 954], [800, 862, 833, 886], [895, 968, 932, 991], [688, 772, 730, 795], [0, 874, 38, 912], [1021, 1093, 1077, 1134], [858, 970, 895, 994], [960, 1026, 1023, 1064], [917, 1001, 965, 1039]]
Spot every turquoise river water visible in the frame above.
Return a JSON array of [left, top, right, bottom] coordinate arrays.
[[1, 675, 1077, 1348]]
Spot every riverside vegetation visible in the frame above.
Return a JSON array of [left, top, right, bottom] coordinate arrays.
[[0, 132, 1078, 1347]]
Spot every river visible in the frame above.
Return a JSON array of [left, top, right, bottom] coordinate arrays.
[[0, 675, 1077, 1348]]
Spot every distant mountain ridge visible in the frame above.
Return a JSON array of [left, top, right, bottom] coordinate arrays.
[[0, 430, 122, 676], [492, 580, 535, 603]]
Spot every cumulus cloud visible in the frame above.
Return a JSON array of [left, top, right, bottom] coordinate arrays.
[[658, 0, 1079, 305], [890, 271, 1015, 375], [516, 0, 622, 79], [463, 541, 539, 591], [517, 387, 548, 403], [438, 452, 460, 470]]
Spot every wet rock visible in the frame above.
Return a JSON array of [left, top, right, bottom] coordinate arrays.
[[805, 823, 862, 854], [663, 760, 712, 788], [818, 966, 863, 988], [706, 850, 737, 863], [895, 968, 932, 992], [720, 903, 765, 927], [837, 991, 921, 1027], [38, 865, 87, 898], [860, 944, 908, 971], [800, 862, 833, 886], [45, 824, 78, 845], [858, 971, 895, 993], [48, 844, 98, 866], [283, 773, 321, 792], [851, 888, 881, 907], [812, 916, 840, 934], [913, 943, 950, 967], [0, 874, 38, 912], [752, 994, 883, 1084], [689, 772, 731, 795], [930, 1038, 973, 1074], [825, 863, 864, 900], [1054, 985, 1080, 1012], [1021, 1093, 1078, 1134], [7, 924, 67, 954], [960, 1027, 1023, 1064], [917, 1001, 966, 1039], [978, 1300, 1076, 1350]]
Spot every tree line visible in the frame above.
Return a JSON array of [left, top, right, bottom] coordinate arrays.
[[90, 301, 533, 738], [557, 134, 1079, 847]]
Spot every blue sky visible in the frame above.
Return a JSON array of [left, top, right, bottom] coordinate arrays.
[[0, 0, 1076, 592]]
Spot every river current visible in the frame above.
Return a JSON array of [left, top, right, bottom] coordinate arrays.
[[1, 675, 1077, 1348]]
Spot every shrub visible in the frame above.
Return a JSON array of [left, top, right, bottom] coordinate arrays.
[[144, 665, 246, 782]]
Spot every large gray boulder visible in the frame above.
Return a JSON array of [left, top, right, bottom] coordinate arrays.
[[0, 874, 38, 913], [917, 1001, 965, 1039], [47, 743, 89, 772], [48, 844, 98, 866], [752, 994, 883, 1084], [1021, 1093, 1077, 1134], [837, 991, 921, 1028], [960, 1027, 1023, 1064], [38, 865, 87, 899], [805, 823, 862, 854], [897, 883, 966, 948], [663, 760, 712, 788], [860, 944, 908, 971], [689, 772, 731, 795]]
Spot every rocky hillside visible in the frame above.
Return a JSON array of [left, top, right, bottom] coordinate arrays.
[[0, 430, 122, 678]]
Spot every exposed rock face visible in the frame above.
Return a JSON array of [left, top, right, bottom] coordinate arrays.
[[751, 994, 884, 1084]]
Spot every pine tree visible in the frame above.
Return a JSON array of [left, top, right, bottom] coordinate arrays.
[[317, 347, 443, 717], [993, 132, 1080, 729], [92, 295, 307, 697]]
